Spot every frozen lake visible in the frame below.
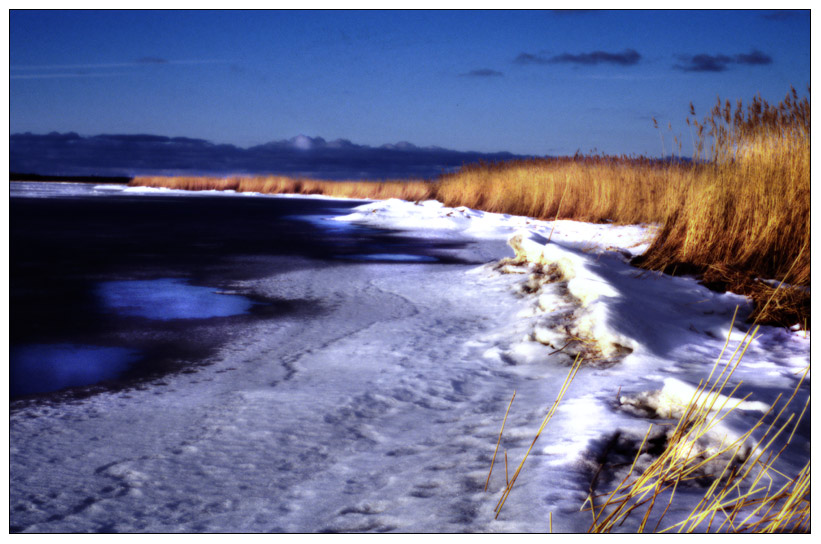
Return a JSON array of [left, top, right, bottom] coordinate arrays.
[[9, 183, 489, 398], [9, 184, 810, 533]]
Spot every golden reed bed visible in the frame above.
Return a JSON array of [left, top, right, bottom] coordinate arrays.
[[132, 89, 810, 328]]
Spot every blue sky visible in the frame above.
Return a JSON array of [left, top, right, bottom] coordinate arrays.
[[9, 9, 811, 157]]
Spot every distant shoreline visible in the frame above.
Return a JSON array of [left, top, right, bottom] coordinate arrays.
[[10, 172, 132, 184]]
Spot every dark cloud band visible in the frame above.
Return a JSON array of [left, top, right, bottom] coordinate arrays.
[[514, 49, 641, 66], [762, 10, 808, 21], [734, 50, 773, 65], [674, 50, 772, 72], [461, 68, 503, 77]]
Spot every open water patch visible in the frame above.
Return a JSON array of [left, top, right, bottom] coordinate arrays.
[[96, 278, 256, 320], [10, 344, 142, 397]]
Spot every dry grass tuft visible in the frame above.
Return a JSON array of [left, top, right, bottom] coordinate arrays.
[[699, 264, 810, 329], [587, 312, 810, 533], [486, 307, 809, 532]]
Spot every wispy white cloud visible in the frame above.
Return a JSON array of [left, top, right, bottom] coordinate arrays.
[[10, 59, 229, 81], [11, 59, 227, 71], [136, 57, 169, 64], [11, 72, 135, 80]]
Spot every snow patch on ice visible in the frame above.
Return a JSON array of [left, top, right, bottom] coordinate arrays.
[[619, 378, 771, 419], [333, 198, 654, 251]]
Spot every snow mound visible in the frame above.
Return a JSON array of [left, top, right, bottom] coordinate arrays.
[[508, 230, 637, 358], [334, 199, 473, 232], [619, 378, 772, 419], [335, 199, 558, 240]]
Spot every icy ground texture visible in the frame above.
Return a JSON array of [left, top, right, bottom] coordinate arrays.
[[10, 196, 810, 533]]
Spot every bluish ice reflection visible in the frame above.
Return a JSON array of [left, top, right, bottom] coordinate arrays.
[[339, 253, 438, 262], [10, 344, 141, 396], [97, 278, 255, 320], [282, 212, 370, 235]]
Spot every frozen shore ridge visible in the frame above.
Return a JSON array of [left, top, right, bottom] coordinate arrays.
[[10, 195, 810, 533]]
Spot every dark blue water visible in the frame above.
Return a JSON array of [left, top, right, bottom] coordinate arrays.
[[10, 344, 141, 397], [9, 183, 472, 399], [96, 278, 257, 320]]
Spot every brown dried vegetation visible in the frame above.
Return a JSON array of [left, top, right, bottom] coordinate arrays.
[[130, 175, 436, 202]]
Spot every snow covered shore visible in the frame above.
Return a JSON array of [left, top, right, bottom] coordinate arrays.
[[9, 194, 810, 533]]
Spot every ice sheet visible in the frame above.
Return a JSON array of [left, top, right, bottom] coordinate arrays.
[[9, 194, 810, 533]]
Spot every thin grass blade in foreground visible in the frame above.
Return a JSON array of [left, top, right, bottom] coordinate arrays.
[[485, 390, 516, 492], [494, 353, 583, 518], [587, 320, 810, 533]]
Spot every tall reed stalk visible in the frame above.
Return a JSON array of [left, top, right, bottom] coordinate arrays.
[[637, 89, 810, 327]]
